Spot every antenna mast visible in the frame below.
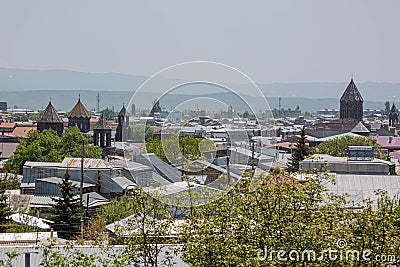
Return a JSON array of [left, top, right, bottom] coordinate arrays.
[[96, 93, 100, 113]]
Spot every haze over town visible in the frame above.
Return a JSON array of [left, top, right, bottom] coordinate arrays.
[[0, 1, 400, 266]]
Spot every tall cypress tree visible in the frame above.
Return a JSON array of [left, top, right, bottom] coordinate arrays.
[[51, 170, 83, 239], [287, 126, 309, 172]]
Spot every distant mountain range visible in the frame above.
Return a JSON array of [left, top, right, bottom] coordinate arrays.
[[0, 67, 398, 112]]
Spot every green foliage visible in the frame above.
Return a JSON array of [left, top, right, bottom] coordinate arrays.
[[59, 127, 102, 158], [130, 124, 154, 142], [99, 196, 137, 225], [146, 135, 213, 164], [310, 135, 386, 159], [24, 172, 400, 266], [118, 189, 176, 267], [385, 101, 391, 117], [287, 126, 309, 172], [101, 108, 117, 120], [0, 173, 20, 191], [180, 173, 400, 266], [149, 99, 162, 116], [4, 208, 44, 233], [51, 171, 83, 239], [240, 110, 255, 119], [5, 127, 102, 174], [0, 251, 19, 267], [0, 191, 12, 232], [12, 112, 42, 122], [3, 220, 37, 233]]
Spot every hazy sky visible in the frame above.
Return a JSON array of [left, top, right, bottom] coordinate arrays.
[[1, 0, 399, 83]]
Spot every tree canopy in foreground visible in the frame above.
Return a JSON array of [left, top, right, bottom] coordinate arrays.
[[27, 170, 400, 266]]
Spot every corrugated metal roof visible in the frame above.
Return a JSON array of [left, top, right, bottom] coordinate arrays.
[[111, 159, 151, 172], [322, 174, 400, 207], [30, 195, 55, 207], [37, 177, 95, 188], [30, 192, 109, 208], [24, 161, 62, 168], [84, 192, 109, 207], [144, 181, 221, 199], [303, 154, 392, 165], [111, 176, 136, 190], [137, 154, 182, 183], [60, 158, 113, 169], [0, 232, 57, 242]]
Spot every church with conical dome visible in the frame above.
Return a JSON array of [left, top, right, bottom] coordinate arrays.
[[389, 103, 399, 127], [68, 96, 91, 133], [37, 101, 64, 136], [340, 78, 364, 121]]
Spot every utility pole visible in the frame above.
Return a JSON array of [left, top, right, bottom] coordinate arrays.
[[80, 140, 84, 239], [251, 139, 255, 171], [227, 155, 231, 184], [96, 93, 100, 113], [278, 97, 282, 118], [181, 144, 185, 180], [80, 140, 84, 203]]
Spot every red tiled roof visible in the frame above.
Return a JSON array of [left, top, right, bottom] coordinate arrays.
[[11, 126, 36, 138], [389, 151, 400, 161], [270, 142, 298, 149], [0, 122, 16, 129], [0, 142, 19, 159]]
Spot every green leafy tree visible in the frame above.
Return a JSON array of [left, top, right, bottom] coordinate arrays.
[[0, 173, 20, 191], [99, 195, 137, 224], [5, 129, 62, 174], [310, 135, 386, 159], [101, 108, 117, 120], [146, 135, 213, 164], [130, 124, 154, 142], [5, 127, 102, 174], [59, 127, 102, 158], [119, 188, 176, 267], [51, 170, 83, 239], [287, 126, 309, 172], [30, 171, 400, 266], [180, 172, 400, 266]]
